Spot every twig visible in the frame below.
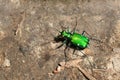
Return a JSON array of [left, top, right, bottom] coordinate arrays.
[[52, 58, 96, 80], [76, 65, 96, 80], [16, 11, 26, 38], [64, 59, 96, 80]]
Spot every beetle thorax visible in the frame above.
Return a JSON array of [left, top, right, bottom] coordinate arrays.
[[61, 30, 71, 38]]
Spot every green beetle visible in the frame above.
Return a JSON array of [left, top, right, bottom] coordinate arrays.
[[60, 30, 89, 49], [54, 27, 90, 54]]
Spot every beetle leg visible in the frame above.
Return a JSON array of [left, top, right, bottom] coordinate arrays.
[[64, 46, 68, 62], [82, 30, 90, 36], [73, 49, 76, 54], [82, 30, 103, 43], [82, 30, 92, 38], [72, 17, 77, 33], [55, 43, 64, 49], [55, 40, 66, 49], [82, 30, 85, 35], [79, 50, 93, 74], [64, 42, 72, 61]]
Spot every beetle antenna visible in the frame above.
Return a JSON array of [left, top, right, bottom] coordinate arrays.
[[72, 17, 77, 33], [82, 30, 103, 43], [66, 26, 70, 32], [54, 28, 61, 33], [61, 25, 64, 30], [90, 37, 103, 43], [79, 50, 94, 74]]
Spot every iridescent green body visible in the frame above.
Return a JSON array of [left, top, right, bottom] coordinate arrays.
[[61, 30, 89, 49]]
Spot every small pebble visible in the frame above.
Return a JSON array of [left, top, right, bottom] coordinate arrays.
[[2, 58, 11, 67], [0, 30, 5, 40], [113, 48, 120, 53]]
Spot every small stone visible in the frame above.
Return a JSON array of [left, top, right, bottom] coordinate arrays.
[[2, 58, 11, 67], [0, 30, 5, 40], [59, 61, 66, 66], [11, 0, 20, 7], [49, 23, 53, 27], [113, 48, 120, 53], [50, 42, 57, 49], [83, 48, 93, 55], [22, 60, 25, 63]]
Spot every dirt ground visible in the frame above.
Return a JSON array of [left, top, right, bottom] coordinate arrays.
[[0, 0, 120, 80]]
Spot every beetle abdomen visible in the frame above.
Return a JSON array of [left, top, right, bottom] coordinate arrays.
[[71, 33, 89, 49]]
